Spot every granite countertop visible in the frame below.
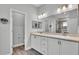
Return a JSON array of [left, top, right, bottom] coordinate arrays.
[[31, 32, 79, 42]]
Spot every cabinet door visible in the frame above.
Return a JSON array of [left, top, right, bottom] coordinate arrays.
[[40, 37, 48, 54], [48, 38, 60, 55], [31, 35, 40, 52], [61, 40, 79, 55]]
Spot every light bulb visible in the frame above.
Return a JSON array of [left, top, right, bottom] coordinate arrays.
[[62, 6, 67, 11], [43, 13, 47, 17], [57, 8, 61, 13], [38, 14, 43, 19]]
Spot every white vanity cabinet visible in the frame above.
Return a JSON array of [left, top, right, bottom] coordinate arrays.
[[60, 40, 79, 55], [31, 35, 41, 52], [31, 34, 79, 55], [48, 38, 79, 55], [31, 35, 48, 54]]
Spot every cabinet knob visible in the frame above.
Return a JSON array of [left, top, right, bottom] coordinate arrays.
[[58, 41, 59, 44], [58, 41, 61, 45]]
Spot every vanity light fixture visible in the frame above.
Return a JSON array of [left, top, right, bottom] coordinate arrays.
[[62, 6, 67, 12], [38, 15, 42, 19], [57, 8, 61, 13], [38, 13, 47, 19], [42, 13, 47, 17], [0, 18, 8, 24], [57, 5, 68, 13]]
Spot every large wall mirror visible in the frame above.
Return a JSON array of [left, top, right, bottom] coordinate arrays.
[[37, 4, 78, 34]]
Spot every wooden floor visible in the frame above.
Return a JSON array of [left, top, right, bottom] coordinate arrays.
[[12, 45, 42, 55]]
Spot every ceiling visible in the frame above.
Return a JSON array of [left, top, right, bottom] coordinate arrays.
[[32, 4, 43, 7]]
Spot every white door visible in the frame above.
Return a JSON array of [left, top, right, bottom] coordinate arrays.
[[61, 40, 79, 55], [48, 38, 60, 55], [12, 10, 25, 47]]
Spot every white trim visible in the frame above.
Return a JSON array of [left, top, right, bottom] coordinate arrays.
[[10, 8, 13, 55], [10, 8, 27, 55], [10, 8, 26, 14], [25, 47, 31, 50], [24, 10, 28, 50], [13, 43, 24, 48]]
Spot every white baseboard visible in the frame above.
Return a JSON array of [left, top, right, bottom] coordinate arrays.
[[13, 43, 24, 48], [25, 47, 31, 50]]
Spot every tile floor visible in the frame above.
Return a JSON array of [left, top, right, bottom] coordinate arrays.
[[13, 45, 42, 55]]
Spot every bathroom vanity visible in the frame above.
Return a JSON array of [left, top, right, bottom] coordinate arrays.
[[31, 32, 79, 55]]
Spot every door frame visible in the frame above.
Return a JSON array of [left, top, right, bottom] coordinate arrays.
[[10, 8, 27, 54]]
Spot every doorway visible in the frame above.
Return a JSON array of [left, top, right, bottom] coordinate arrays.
[[10, 9, 25, 54]]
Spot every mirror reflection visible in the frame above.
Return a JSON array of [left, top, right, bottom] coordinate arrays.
[[36, 4, 78, 34]]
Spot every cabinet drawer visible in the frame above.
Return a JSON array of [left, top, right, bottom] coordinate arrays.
[[41, 38, 47, 41]]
